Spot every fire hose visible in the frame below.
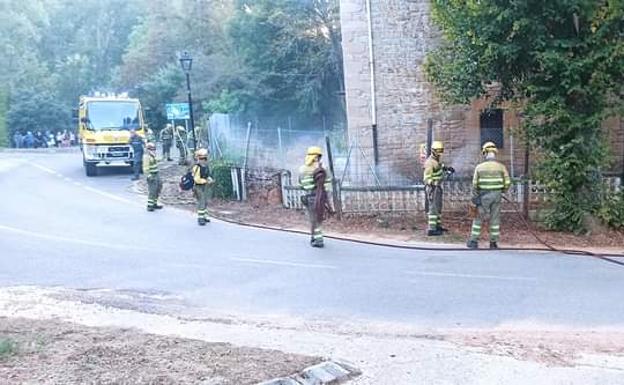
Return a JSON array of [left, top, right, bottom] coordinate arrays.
[[208, 198, 624, 266]]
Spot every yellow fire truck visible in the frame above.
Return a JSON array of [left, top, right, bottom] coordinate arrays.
[[74, 94, 147, 176]]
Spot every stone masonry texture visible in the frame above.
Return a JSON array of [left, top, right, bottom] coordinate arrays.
[[339, 0, 624, 184]]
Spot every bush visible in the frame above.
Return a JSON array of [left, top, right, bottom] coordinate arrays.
[[0, 338, 17, 359], [211, 159, 234, 199], [596, 191, 624, 230]]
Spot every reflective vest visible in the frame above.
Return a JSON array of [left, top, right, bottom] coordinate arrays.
[[298, 164, 332, 193], [423, 156, 443, 185], [161, 127, 173, 141], [192, 164, 211, 185], [143, 153, 159, 175], [473, 160, 511, 191]]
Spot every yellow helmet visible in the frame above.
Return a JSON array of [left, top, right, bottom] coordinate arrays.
[[176, 125, 186, 131], [431, 141, 444, 154], [307, 146, 323, 156], [195, 148, 209, 158], [482, 141, 498, 154]]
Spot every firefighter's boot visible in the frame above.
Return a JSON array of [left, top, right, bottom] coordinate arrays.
[[466, 240, 478, 249], [489, 241, 498, 249], [311, 239, 324, 248]]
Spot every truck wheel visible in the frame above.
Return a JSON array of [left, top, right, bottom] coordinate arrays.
[[85, 162, 97, 177]]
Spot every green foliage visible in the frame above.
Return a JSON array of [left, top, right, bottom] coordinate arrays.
[[425, 0, 624, 231], [227, 0, 344, 118], [0, 338, 17, 359], [114, 0, 344, 126], [1, 0, 142, 134], [133, 64, 184, 130], [211, 159, 234, 199], [7, 88, 70, 135], [596, 190, 624, 229], [0, 88, 8, 147], [203, 89, 246, 114]]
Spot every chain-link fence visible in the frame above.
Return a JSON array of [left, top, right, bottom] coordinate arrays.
[[207, 113, 347, 177]]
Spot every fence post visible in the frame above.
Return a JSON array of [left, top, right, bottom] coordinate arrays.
[[277, 125, 284, 167], [326, 135, 343, 219], [242, 121, 252, 201], [280, 170, 292, 208]]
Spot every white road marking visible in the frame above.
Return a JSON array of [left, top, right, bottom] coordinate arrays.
[[28, 161, 139, 207], [230, 257, 337, 270], [0, 224, 155, 252], [82, 185, 138, 206], [407, 271, 537, 282], [28, 162, 57, 175]]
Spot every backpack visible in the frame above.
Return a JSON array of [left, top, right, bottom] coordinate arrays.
[[179, 171, 194, 191]]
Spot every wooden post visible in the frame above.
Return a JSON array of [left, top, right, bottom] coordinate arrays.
[[523, 129, 530, 220], [242, 121, 252, 201], [325, 135, 342, 219]]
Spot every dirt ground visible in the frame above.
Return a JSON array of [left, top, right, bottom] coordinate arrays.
[[447, 330, 624, 367], [136, 163, 624, 250], [2, 287, 624, 385], [0, 317, 320, 385]]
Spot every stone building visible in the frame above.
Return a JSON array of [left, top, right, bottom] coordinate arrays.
[[339, 0, 624, 184]]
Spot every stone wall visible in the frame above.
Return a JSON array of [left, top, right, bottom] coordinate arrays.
[[339, 0, 623, 183]]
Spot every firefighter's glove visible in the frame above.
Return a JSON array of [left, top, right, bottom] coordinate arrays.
[[468, 204, 478, 218], [442, 166, 455, 174]]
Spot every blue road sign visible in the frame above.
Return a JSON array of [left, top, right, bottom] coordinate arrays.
[[165, 103, 190, 120]]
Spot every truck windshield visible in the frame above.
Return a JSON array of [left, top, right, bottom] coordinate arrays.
[[86, 101, 141, 131]]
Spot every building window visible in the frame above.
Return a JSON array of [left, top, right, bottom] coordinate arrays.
[[480, 109, 504, 148]]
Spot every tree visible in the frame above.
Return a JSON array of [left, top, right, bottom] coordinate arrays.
[[425, 0, 624, 231], [227, 0, 344, 120]]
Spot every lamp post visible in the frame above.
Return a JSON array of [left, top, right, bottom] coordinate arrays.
[[178, 51, 197, 150]]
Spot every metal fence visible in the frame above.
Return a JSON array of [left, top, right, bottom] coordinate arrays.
[[280, 177, 622, 215], [207, 113, 347, 176]]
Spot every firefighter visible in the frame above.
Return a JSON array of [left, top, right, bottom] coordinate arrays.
[[298, 146, 333, 248], [146, 127, 156, 143], [160, 123, 174, 161], [192, 148, 214, 226], [129, 128, 144, 181], [175, 125, 188, 165], [467, 142, 511, 249], [423, 141, 454, 236], [143, 142, 163, 211]]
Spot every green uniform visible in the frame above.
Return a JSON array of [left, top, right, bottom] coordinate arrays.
[[160, 126, 174, 160], [298, 164, 332, 245], [146, 130, 156, 143], [192, 163, 211, 222], [176, 128, 188, 165], [469, 160, 511, 243], [423, 155, 444, 231], [142, 152, 162, 209]]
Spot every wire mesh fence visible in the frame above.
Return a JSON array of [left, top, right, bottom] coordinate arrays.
[[207, 113, 347, 177]]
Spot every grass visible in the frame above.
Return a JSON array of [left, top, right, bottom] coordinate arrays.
[[0, 337, 18, 359]]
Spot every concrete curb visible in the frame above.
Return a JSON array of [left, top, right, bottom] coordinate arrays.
[[257, 360, 360, 385]]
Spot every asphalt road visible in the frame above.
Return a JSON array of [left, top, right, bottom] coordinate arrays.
[[1, 150, 623, 329]]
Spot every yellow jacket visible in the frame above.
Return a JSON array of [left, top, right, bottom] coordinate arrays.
[[192, 164, 211, 185]]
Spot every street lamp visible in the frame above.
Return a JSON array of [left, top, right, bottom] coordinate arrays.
[[178, 51, 197, 150]]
